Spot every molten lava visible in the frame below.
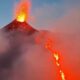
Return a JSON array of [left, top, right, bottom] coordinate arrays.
[[45, 39, 66, 80], [35, 33, 66, 80], [17, 11, 27, 22], [14, 0, 30, 22]]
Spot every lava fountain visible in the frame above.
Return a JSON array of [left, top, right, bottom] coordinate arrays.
[[14, 0, 31, 22]]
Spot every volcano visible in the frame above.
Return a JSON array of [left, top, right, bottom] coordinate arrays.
[[0, 20, 38, 68], [0, 20, 39, 80], [3, 20, 38, 35], [0, 1, 55, 80]]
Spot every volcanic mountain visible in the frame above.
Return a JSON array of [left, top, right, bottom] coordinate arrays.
[[0, 1, 54, 80], [0, 20, 39, 80], [3, 20, 38, 34]]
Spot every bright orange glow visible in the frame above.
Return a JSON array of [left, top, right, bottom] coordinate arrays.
[[14, 0, 31, 22], [60, 70, 66, 80], [45, 39, 66, 80], [35, 34, 67, 80], [54, 52, 59, 61], [17, 11, 27, 22]]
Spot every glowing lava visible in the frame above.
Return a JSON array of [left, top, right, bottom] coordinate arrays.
[[17, 11, 27, 22], [35, 34, 66, 80], [14, 0, 30, 22], [45, 39, 66, 80]]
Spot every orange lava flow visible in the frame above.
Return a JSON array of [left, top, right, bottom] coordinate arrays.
[[45, 39, 66, 80], [14, 0, 30, 22]]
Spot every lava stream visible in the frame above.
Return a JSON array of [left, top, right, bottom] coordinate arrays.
[[45, 39, 66, 80]]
